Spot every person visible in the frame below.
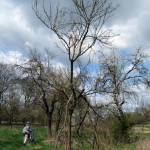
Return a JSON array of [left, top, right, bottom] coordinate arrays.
[[22, 121, 31, 145]]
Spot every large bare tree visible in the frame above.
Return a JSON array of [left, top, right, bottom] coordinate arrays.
[[33, 0, 118, 149]]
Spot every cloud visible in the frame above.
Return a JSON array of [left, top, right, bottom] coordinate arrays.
[[132, 85, 150, 103], [0, 0, 65, 61], [0, 0, 150, 109], [111, 18, 139, 48], [108, 0, 150, 53], [0, 0, 150, 64], [0, 50, 22, 64]]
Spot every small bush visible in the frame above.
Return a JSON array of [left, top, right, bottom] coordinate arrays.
[[109, 115, 135, 143]]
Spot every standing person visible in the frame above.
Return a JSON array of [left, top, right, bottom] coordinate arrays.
[[22, 121, 31, 145]]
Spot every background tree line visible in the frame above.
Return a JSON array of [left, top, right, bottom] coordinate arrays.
[[0, 48, 149, 149]]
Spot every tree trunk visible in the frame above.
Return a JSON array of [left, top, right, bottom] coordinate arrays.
[[118, 113, 129, 142], [0, 105, 2, 124], [47, 111, 54, 137], [9, 118, 13, 130], [43, 95, 55, 137], [23, 118, 26, 126], [48, 115, 52, 136], [55, 109, 61, 134], [70, 61, 74, 84], [68, 110, 73, 150]]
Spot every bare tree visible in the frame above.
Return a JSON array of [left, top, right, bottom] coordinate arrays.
[[33, 0, 118, 149], [18, 76, 39, 125], [18, 50, 60, 136], [4, 88, 20, 128], [0, 63, 15, 124]]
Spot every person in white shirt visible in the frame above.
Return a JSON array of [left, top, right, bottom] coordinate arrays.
[[22, 122, 31, 145]]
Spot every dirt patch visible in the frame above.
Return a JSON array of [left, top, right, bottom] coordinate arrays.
[[136, 139, 150, 150]]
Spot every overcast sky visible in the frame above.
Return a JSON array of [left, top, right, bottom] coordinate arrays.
[[0, 0, 150, 64], [0, 0, 150, 106]]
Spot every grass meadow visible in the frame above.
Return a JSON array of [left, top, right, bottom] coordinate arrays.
[[0, 124, 150, 150]]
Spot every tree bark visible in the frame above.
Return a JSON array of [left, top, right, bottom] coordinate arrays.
[[68, 110, 73, 150], [55, 109, 61, 134], [47, 110, 54, 136]]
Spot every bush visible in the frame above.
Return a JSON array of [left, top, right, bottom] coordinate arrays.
[[109, 114, 135, 143]]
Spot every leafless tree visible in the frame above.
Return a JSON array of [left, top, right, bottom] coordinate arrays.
[[4, 88, 20, 128], [33, 0, 118, 149], [0, 63, 16, 124], [18, 49, 58, 136], [18, 76, 40, 125]]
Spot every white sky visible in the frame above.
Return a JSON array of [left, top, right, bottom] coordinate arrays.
[[0, 0, 150, 106], [0, 0, 150, 63]]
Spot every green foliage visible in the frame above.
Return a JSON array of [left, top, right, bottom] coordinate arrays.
[[109, 114, 135, 143], [129, 112, 145, 125]]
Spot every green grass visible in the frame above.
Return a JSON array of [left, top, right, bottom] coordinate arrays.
[[0, 125, 53, 150], [0, 125, 67, 150], [144, 125, 150, 129], [112, 143, 136, 150], [0, 124, 149, 150], [140, 133, 150, 139]]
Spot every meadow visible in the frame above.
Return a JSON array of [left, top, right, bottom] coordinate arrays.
[[0, 124, 150, 150]]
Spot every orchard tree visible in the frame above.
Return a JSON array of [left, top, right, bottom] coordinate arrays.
[[18, 50, 60, 136], [96, 48, 150, 142]]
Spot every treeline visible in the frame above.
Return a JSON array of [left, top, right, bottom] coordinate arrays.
[[0, 49, 150, 148]]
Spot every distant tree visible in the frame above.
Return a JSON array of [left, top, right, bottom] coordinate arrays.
[[0, 63, 16, 124], [4, 88, 20, 128], [18, 76, 38, 125], [138, 100, 150, 130]]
